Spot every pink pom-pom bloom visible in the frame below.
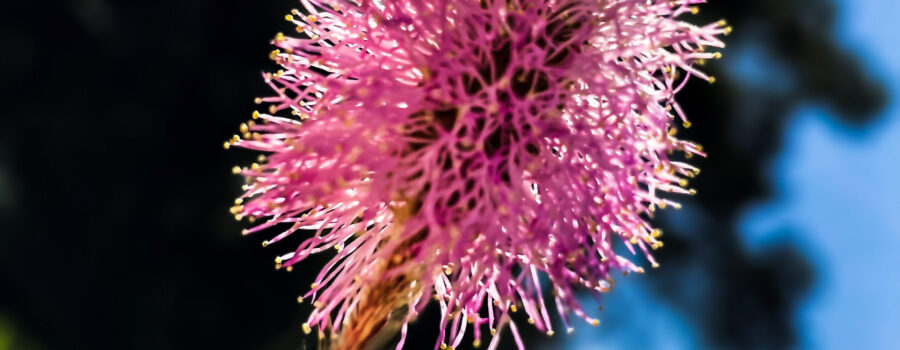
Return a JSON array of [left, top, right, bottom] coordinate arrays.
[[227, 1, 727, 349]]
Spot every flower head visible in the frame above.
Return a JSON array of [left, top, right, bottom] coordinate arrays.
[[228, 0, 727, 349]]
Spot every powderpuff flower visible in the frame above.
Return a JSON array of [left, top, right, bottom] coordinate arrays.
[[227, 1, 727, 349]]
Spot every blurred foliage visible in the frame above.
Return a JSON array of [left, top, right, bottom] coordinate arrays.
[[647, 1, 885, 348], [0, 313, 43, 350], [0, 0, 884, 349]]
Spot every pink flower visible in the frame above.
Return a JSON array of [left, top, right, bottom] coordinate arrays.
[[227, 1, 727, 349]]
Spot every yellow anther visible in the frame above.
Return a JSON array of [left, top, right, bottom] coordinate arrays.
[[689, 189, 698, 196], [629, 237, 638, 244], [473, 339, 482, 348], [690, 6, 699, 14], [297, 296, 304, 303], [269, 104, 278, 114], [683, 121, 692, 128], [307, 15, 317, 22], [510, 305, 518, 313], [651, 229, 662, 238], [311, 282, 318, 289], [269, 49, 280, 60], [547, 330, 555, 336], [275, 32, 285, 43], [490, 328, 497, 336], [591, 319, 600, 326], [254, 97, 262, 104], [232, 166, 242, 174], [652, 262, 660, 268], [295, 26, 305, 33], [285, 14, 294, 22], [223, 141, 231, 150], [527, 318, 535, 324], [251, 163, 260, 170], [252, 110, 260, 119], [261, 240, 269, 247], [440, 343, 448, 349], [302, 323, 311, 334], [240, 123, 249, 134], [714, 52, 723, 59], [708, 76, 717, 84], [679, 178, 689, 187], [724, 26, 733, 35]]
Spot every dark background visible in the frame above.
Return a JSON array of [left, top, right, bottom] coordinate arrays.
[[0, 0, 889, 349]]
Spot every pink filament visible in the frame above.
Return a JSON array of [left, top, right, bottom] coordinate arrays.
[[229, 1, 727, 349]]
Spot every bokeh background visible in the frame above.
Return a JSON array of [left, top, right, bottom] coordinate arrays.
[[1, 0, 897, 349]]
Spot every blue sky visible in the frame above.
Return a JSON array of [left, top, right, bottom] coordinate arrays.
[[564, 0, 900, 349], [742, 0, 900, 348]]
